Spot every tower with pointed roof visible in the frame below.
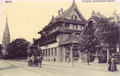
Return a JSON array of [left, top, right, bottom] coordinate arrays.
[[37, 1, 87, 62], [2, 16, 10, 55]]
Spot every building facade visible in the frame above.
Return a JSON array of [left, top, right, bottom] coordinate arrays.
[[37, 1, 86, 62]]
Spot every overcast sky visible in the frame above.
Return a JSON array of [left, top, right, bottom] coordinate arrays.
[[0, 0, 119, 44]]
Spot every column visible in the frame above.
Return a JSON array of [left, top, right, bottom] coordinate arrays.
[[56, 47, 60, 62], [107, 44, 109, 63], [78, 51, 82, 63], [53, 48, 55, 56], [44, 50, 46, 56], [70, 44, 74, 67], [107, 49, 109, 63], [50, 49, 51, 56], [51, 48, 53, 56], [94, 51, 98, 63], [70, 45, 73, 62], [62, 46, 66, 62], [47, 49, 49, 56]]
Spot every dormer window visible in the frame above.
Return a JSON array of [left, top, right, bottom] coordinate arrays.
[[72, 15, 77, 20]]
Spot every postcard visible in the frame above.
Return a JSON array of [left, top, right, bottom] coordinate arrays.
[[0, 0, 119, 76]]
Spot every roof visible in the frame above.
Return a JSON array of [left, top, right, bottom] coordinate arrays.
[[59, 33, 79, 45], [28, 38, 39, 49], [87, 12, 107, 24], [47, 28, 82, 35], [38, 1, 86, 34]]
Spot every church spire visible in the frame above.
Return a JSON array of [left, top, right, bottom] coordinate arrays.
[[5, 14, 9, 35], [2, 15, 10, 49], [73, 0, 75, 4]]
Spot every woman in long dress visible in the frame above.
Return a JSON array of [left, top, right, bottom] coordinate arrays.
[[110, 54, 118, 72]]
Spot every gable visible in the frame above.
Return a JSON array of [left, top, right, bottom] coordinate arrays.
[[66, 9, 82, 21]]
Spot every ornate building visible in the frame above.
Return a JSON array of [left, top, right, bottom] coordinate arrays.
[[35, 1, 119, 63], [2, 16, 10, 55], [37, 1, 86, 62]]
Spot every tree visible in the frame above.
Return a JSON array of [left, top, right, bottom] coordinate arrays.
[[0, 44, 3, 59], [6, 38, 30, 60], [79, 11, 119, 64], [94, 12, 119, 53]]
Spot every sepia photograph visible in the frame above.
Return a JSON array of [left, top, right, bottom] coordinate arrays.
[[0, 0, 119, 76]]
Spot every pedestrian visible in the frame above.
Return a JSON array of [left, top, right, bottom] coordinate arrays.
[[110, 54, 118, 72], [34, 56, 39, 67], [39, 56, 42, 67], [54, 57, 56, 62], [108, 55, 112, 71], [28, 55, 34, 67]]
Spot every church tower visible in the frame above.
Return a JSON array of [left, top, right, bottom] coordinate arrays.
[[2, 15, 10, 55]]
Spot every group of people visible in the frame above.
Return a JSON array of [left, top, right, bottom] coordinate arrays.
[[108, 53, 118, 72], [28, 55, 43, 67]]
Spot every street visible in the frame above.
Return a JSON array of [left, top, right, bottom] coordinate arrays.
[[0, 60, 119, 76]]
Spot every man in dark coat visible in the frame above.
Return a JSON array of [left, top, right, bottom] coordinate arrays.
[[54, 57, 56, 62], [39, 56, 42, 67]]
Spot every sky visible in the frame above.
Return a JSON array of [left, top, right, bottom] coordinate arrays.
[[0, 0, 119, 44]]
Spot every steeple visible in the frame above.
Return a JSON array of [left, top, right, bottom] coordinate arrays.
[[4, 15, 10, 36], [73, 0, 75, 4], [2, 15, 10, 48]]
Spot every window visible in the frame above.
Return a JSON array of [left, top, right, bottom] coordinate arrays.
[[42, 50, 44, 56], [62, 23, 65, 28], [51, 48, 53, 56], [71, 15, 77, 20], [81, 26, 84, 30], [55, 48, 57, 55], [77, 25, 81, 29], [48, 49, 50, 56], [46, 50, 47, 56], [73, 25, 77, 29], [69, 24, 73, 29], [44, 50, 45, 56]]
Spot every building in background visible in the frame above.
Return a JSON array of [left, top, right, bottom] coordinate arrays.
[[2, 16, 10, 56]]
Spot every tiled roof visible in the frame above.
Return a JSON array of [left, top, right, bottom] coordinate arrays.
[[38, 1, 86, 34], [59, 33, 79, 45]]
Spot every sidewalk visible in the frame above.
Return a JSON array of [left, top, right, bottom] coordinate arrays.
[[0, 60, 11, 68], [42, 61, 120, 72]]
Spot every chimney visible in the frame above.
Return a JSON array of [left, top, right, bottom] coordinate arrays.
[[61, 8, 63, 15], [33, 38, 36, 42], [91, 11, 95, 16], [52, 15, 54, 20], [58, 10, 61, 16], [97, 12, 100, 15]]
